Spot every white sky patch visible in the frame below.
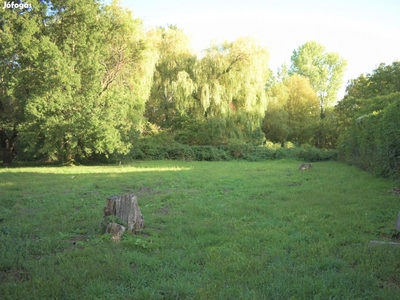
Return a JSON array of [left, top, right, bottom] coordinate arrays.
[[119, 0, 400, 100]]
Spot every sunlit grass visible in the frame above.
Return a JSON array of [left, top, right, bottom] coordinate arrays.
[[0, 160, 399, 299], [0, 164, 191, 174]]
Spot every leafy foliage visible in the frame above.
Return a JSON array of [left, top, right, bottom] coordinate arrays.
[[335, 62, 400, 129], [338, 94, 400, 179], [145, 33, 271, 146], [290, 41, 347, 118], [1, 0, 156, 164], [129, 138, 338, 162], [2, 0, 397, 171], [145, 25, 196, 128], [263, 74, 338, 148]]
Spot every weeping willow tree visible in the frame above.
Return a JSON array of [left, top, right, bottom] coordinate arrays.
[[146, 32, 270, 145], [145, 25, 196, 128], [193, 37, 270, 143], [196, 38, 269, 116]]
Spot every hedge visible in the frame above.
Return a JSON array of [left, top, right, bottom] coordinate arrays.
[[128, 142, 338, 162], [338, 93, 400, 179]]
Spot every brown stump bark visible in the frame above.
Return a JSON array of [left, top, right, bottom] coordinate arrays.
[[104, 194, 144, 233]]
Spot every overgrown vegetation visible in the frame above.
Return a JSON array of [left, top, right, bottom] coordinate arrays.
[[1, 1, 347, 165], [0, 160, 399, 299], [336, 63, 400, 179], [128, 139, 338, 162], [1, 0, 398, 181]]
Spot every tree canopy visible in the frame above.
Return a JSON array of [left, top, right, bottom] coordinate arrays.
[[290, 41, 347, 118], [263, 74, 320, 145], [3, 0, 394, 165], [1, 0, 156, 163], [335, 61, 400, 128], [335, 61, 400, 179]]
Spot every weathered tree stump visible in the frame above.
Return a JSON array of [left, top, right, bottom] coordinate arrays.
[[103, 194, 144, 233]]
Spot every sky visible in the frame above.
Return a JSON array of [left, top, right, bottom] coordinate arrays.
[[118, 0, 400, 99]]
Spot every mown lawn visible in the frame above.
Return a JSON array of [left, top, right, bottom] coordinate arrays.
[[0, 160, 399, 299]]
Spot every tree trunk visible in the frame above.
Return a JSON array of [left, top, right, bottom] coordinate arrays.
[[103, 194, 144, 233], [0, 128, 17, 165]]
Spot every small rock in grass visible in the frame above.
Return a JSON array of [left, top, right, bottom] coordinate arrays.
[[106, 222, 125, 243], [298, 163, 313, 170]]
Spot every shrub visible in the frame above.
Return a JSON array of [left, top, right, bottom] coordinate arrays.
[[166, 145, 194, 160], [284, 141, 295, 149], [265, 140, 282, 149]]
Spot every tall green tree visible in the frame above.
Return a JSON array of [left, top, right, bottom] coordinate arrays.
[[1, 0, 156, 163], [290, 41, 347, 118], [196, 37, 269, 119], [146, 36, 270, 145], [145, 25, 196, 128], [0, 0, 49, 163], [336, 62, 400, 178], [335, 62, 400, 129], [283, 75, 320, 144], [194, 37, 270, 144], [263, 75, 319, 145], [262, 82, 290, 144]]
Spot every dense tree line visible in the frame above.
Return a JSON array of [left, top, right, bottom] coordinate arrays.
[[1, 0, 397, 170], [335, 62, 400, 179]]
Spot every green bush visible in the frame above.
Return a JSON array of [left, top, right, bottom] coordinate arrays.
[[300, 147, 338, 162], [191, 146, 229, 161], [221, 142, 252, 159], [166, 145, 195, 160], [376, 98, 400, 177]]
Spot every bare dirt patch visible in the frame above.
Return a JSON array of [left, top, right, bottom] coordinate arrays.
[[388, 187, 400, 196], [0, 268, 30, 283], [71, 234, 90, 245], [120, 185, 159, 198], [157, 207, 169, 216], [284, 182, 302, 187]]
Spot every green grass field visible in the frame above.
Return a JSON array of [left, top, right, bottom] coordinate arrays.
[[0, 160, 399, 299]]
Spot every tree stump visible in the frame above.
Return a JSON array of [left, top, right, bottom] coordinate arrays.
[[103, 194, 144, 233]]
